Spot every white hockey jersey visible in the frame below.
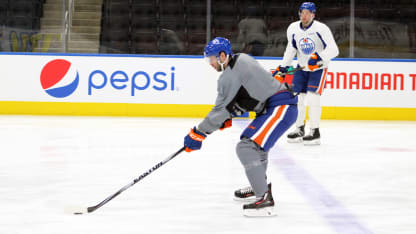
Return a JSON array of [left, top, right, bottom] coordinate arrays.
[[282, 20, 339, 71]]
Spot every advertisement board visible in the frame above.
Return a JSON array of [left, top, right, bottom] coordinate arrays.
[[0, 53, 415, 119]]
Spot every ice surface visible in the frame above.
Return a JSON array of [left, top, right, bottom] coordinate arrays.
[[0, 115, 415, 234]]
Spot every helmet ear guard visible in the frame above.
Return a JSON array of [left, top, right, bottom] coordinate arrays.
[[217, 54, 229, 71]]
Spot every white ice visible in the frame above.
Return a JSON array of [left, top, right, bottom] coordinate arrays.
[[0, 115, 415, 234]]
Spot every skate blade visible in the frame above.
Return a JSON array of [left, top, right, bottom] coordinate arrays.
[[303, 139, 320, 145], [243, 206, 277, 217], [233, 196, 257, 202], [287, 137, 303, 143]]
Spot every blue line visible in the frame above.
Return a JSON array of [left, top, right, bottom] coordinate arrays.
[[269, 149, 374, 234], [331, 57, 416, 62], [233, 120, 374, 234], [0, 52, 415, 62], [252, 56, 416, 62]]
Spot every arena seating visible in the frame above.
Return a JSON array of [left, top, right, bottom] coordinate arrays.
[[97, 0, 415, 56], [0, 0, 44, 30]]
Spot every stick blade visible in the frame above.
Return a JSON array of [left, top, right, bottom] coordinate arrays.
[[64, 205, 88, 215]]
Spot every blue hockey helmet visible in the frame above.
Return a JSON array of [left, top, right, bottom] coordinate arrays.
[[299, 2, 316, 13], [204, 37, 232, 58]]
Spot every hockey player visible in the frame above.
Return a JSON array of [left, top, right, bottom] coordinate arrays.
[[274, 2, 339, 145], [183, 37, 298, 217]]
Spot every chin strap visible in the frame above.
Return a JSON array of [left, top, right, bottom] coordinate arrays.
[[217, 54, 229, 71]]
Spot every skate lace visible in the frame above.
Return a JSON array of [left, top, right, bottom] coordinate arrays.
[[240, 186, 253, 194]]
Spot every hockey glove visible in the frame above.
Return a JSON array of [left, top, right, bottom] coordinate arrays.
[[272, 66, 290, 82], [184, 127, 207, 152], [308, 53, 322, 71], [272, 66, 289, 77], [219, 119, 232, 131]]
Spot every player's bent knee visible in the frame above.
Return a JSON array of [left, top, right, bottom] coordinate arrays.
[[236, 138, 264, 168], [236, 138, 255, 157]]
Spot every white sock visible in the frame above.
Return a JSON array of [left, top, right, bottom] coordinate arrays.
[[296, 93, 307, 127], [307, 91, 321, 129]]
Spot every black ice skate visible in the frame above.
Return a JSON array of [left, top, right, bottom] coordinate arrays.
[[303, 128, 320, 145], [287, 125, 305, 143], [234, 183, 272, 202], [243, 184, 276, 217]]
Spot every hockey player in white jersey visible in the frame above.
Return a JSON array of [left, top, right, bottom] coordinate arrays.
[[274, 2, 339, 145]]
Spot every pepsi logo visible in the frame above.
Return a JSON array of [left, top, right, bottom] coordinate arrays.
[[40, 59, 79, 98], [299, 37, 315, 55]]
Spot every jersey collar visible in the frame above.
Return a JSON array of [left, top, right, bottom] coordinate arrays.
[[228, 54, 240, 69], [299, 20, 314, 31]]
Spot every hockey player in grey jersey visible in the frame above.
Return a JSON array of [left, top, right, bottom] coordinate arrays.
[[184, 37, 298, 217]]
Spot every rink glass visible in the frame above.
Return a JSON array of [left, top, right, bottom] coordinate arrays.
[[0, 0, 414, 58]]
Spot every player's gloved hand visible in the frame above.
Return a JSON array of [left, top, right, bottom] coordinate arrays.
[[219, 119, 232, 131], [272, 66, 290, 82], [184, 127, 207, 152], [308, 53, 322, 71], [272, 66, 289, 77]]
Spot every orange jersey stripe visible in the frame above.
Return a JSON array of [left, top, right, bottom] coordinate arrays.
[[253, 105, 287, 147]]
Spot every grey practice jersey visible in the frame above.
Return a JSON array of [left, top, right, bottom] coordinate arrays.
[[198, 53, 286, 134]]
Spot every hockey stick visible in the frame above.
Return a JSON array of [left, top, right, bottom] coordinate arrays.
[[66, 146, 186, 215], [271, 63, 323, 76], [269, 66, 305, 96], [270, 66, 305, 76], [272, 64, 323, 97]]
